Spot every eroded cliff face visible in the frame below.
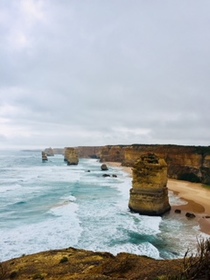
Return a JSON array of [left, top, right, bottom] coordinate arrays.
[[99, 145, 210, 184], [99, 145, 126, 162], [64, 147, 79, 165], [76, 146, 102, 159], [129, 153, 171, 216]]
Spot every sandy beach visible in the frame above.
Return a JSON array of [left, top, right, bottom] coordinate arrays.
[[106, 162, 210, 235], [167, 179, 210, 235]]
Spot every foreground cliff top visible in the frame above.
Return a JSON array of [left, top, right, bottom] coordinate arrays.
[[2, 241, 210, 279], [1, 247, 184, 280]]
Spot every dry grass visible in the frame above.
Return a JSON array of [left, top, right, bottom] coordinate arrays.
[[1, 238, 210, 279], [166, 237, 210, 280], [0, 263, 7, 280], [181, 238, 210, 279]]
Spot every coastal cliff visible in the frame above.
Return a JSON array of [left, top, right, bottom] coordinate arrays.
[[129, 153, 171, 216], [76, 146, 102, 159], [44, 147, 102, 158], [99, 145, 210, 184], [2, 239, 210, 280], [44, 147, 54, 156], [64, 147, 79, 165]]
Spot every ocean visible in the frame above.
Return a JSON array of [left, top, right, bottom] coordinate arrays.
[[0, 150, 207, 262]]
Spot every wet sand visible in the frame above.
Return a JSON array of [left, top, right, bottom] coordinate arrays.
[[106, 162, 210, 235], [167, 179, 210, 235]]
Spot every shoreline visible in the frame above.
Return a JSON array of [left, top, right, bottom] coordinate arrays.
[[106, 162, 210, 236], [167, 179, 210, 235]]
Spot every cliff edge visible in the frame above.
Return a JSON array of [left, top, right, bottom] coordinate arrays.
[[0, 248, 184, 280], [100, 144, 210, 185]]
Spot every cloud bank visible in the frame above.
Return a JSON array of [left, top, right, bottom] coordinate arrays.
[[0, 0, 210, 149]]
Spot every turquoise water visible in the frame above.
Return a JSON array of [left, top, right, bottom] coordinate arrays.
[[0, 150, 207, 261]]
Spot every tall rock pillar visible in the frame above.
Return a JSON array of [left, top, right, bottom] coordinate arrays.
[[42, 151, 48, 162], [64, 147, 79, 165], [129, 153, 171, 216]]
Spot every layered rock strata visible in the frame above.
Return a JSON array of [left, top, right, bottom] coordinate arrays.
[[99, 144, 210, 184], [76, 146, 102, 158], [129, 153, 171, 216], [64, 147, 79, 165]]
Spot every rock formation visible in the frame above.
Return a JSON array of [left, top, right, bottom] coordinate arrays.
[[99, 145, 125, 162], [44, 147, 54, 156], [101, 163, 108, 171], [76, 146, 102, 158], [129, 153, 171, 216], [41, 151, 48, 161], [186, 212, 196, 219], [99, 144, 210, 184], [64, 147, 79, 165]]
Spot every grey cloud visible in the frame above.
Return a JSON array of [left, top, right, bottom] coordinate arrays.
[[0, 0, 210, 149]]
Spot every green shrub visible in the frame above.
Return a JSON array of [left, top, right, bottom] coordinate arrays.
[[59, 256, 68, 263], [9, 270, 18, 279], [32, 273, 45, 280]]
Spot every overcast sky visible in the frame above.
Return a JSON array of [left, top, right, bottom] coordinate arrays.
[[0, 0, 210, 149]]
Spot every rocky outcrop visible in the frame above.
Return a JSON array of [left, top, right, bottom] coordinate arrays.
[[129, 153, 171, 216], [101, 163, 108, 171], [186, 212, 196, 219], [41, 151, 48, 161], [64, 147, 79, 165], [99, 145, 210, 185]]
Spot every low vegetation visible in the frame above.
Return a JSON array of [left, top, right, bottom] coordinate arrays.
[[175, 238, 210, 279], [0, 238, 210, 279], [0, 263, 7, 280]]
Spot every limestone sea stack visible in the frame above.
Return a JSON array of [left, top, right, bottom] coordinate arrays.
[[64, 147, 79, 165], [42, 151, 48, 161], [129, 153, 171, 216]]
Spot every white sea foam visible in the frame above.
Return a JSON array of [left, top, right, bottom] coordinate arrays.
[[85, 241, 160, 259], [49, 200, 78, 216], [0, 201, 82, 261], [59, 195, 77, 202], [0, 183, 22, 193], [128, 213, 162, 235], [0, 153, 209, 262], [168, 190, 188, 206]]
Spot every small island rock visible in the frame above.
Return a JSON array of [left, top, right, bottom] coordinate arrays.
[[101, 164, 108, 171]]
